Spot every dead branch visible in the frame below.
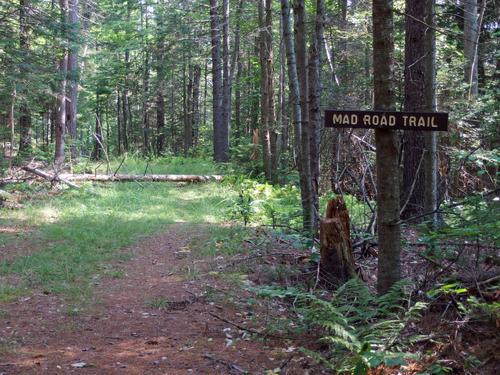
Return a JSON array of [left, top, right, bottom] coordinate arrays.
[[22, 165, 80, 189]]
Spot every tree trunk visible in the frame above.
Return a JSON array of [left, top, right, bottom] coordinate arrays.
[[281, 0, 313, 234], [308, 0, 324, 235], [66, 0, 79, 158], [117, 89, 123, 154], [258, 0, 276, 183], [221, 0, 231, 153], [184, 63, 193, 154], [463, 0, 478, 99], [155, 4, 166, 155], [18, 0, 32, 157], [293, 0, 314, 234], [55, 0, 69, 166], [373, 0, 401, 295], [192, 65, 201, 148], [320, 197, 356, 285], [210, 0, 228, 162], [93, 93, 102, 160], [424, 0, 438, 229], [401, 0, 427, 220], [141, 1, 150, 155]]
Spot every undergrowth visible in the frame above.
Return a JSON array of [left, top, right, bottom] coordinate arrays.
[[255, 279, 428, 374]]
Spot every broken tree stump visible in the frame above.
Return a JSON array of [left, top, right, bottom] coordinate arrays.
[[320, 196, 357, 285]]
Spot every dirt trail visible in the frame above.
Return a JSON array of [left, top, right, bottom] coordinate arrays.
[[0, 224, 293, 375]]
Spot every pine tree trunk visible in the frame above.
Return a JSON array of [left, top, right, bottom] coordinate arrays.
[[18, 0, 32, 157], [293, 0, 314, 234], [192, 65, 201, 148], [55, 0, 69, 166], [401, 0, 427, 220], [155, 5, 166, 155], [258, 0, 275, 182], [463, 0, 478, 99], [66, 0, 79, 158], [424, 0, 438, 228], [210, 0, 227, 162], [184, 64, 193, 154], [93, 93, 102, 160], [221, 0, 231, 154], [373, 0, 401, 295], [308, 0, 324, 235]]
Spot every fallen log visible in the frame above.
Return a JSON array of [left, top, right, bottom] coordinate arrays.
[[22, 166, 80, 189], [58, 173, 224, 183]]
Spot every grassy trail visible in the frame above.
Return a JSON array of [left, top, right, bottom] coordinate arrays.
[[0, 179, 232, 303]]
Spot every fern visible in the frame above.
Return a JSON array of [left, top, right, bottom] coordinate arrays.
[[255, 279, 427, 374]]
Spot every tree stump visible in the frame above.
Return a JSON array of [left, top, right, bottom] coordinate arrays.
[[320, 196, 356, 285]]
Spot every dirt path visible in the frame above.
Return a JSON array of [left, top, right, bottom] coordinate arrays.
[[0, 224, 295, 375]]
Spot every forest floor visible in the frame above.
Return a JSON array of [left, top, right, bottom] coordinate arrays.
[[0, 161, 498, 374], [0, 223, 314, 374]]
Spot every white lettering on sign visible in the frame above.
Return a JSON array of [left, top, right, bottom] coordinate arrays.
[[332, 114, 358, 126], [402, 115, 440, 128]]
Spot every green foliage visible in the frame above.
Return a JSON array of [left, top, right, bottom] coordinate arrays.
[[225, 179, 302, 230], [256, 279, 427, 374], [225, 179, 371, 234]]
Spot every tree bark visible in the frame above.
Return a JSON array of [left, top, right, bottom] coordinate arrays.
[[281, 0, 313, 234], [423, 0, 438, 229], [320, 197, 356, 285], [401, 0, 427, 219], [18, 0, 32, 157], [55, 0, 69, 166], [258, 0, 276, 183], [184, 62, 193, 154], [308, 0, 324, 235], [463, 0, 478, 99], [210, 0, 228, 162], [66, 0, 79, 158], [293, 0, 314, 234], [192, 65, 201, 148], [155, 3, 166, 155], [221, 0, 231, 154], [373, 0, 401, 295]]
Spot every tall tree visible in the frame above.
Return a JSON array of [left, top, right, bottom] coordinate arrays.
[[308, 0, 325, 234], [55, 0, 69, 166], [463, 0, 479, 99], [401, 0, 427, 219], [293, 0, 314, 234], [18, 0, 32, 157], [373, 0, 401, 294], [66, 0, 79, 158], [210, 0, 228, 162], [423, 0, 438, 228], [258, 0, 277, 183]]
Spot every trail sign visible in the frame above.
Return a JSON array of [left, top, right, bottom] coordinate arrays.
[[325, 110, 448, 131]]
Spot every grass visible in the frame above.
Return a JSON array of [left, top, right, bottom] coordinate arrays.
[[0, 158, 233, 302], [191, 225, 251, 258], [146, 297, 170, 310], [73, 155, 221, 175]]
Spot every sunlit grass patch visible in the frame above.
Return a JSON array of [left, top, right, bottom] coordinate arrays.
[[0, 179, 233, 300], [74, 155, 221, 175]]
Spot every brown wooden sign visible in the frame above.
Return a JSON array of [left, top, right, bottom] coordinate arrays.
[[325, 110, 448, 131]]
